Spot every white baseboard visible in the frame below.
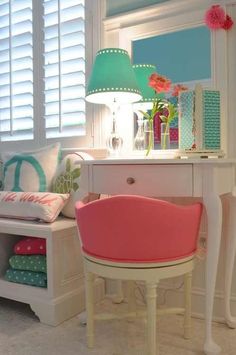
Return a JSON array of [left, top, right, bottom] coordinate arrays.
[[156, 284, 236, 324]]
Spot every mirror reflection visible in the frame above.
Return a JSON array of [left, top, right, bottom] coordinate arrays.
[[132, 26, 211, 149]]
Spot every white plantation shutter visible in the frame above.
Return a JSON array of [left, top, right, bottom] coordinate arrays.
[[0, 0, 33, 141], [0, 0, 100, 150], [44, 0, 86, 138]]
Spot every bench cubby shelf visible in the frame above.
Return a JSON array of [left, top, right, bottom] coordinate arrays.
[[0, 217, 104, 326]]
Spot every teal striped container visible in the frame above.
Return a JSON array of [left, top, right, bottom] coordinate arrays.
[[178, 91, 195, 149], [203, 90, 220, 150], [179, 88, 221, 150]]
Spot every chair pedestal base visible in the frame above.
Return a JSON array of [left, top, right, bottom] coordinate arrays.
[[83, 255, 195, 354]]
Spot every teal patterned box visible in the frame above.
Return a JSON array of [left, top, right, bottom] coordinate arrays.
[[179, 85, 221, 151]]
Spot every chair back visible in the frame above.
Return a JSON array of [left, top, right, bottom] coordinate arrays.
[[75, 195, 202, 263]]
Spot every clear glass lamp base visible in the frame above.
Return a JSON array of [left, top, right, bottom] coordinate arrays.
[[107, 132, 123, 156]]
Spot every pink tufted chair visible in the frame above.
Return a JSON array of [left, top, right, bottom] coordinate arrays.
[[75, 195, 202, 355]]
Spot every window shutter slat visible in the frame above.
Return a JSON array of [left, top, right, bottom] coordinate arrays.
[[0, 0, 86, 143], [45, 85, 85, 102], [44, 0, 85, 138], [0, 0, 33, 141], [0, 129, 33, 141], [0, 80, 33, 95], [0, 105, 33, 120]]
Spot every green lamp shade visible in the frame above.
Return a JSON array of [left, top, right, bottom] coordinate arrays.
[[86, 48, 141, 104], [133, 64, 164, 102]]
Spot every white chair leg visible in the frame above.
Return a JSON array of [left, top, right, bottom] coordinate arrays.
[[146, 281, 158, 355], [184, 272, 192, 339], [85, 271, 95, 348]]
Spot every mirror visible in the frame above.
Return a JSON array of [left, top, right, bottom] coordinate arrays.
[[104, 1, 228, 154], [132, 26, 211, 149]]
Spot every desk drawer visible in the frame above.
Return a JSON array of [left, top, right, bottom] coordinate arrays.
[[92, 164, 193, 196]]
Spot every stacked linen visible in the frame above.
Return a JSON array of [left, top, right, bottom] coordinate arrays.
[[5, 237, 47, 288]]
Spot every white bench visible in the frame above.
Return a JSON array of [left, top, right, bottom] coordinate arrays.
[[0, 216, 104, 326]]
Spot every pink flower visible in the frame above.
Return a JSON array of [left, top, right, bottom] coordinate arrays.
[[172, 84, 188, 97], [222, 14, 234, 30], [149, 73, 171, 93], [205, 5, 225, 30]]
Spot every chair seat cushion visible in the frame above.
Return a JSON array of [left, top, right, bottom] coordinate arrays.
[[82, 247, 195, 263], [76, 196, 202, 263]]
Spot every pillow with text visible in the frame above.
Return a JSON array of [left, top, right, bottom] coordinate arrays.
[[0, 191, 69, 222]]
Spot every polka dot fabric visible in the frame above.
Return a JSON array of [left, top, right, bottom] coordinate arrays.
[[9, 255, 46, 273], [5, 237, 47, 288], [5, 269, 47, 288], [14, 237, 46, 255]]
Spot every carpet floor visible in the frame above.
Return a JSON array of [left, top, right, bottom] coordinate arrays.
[[0, 297, 235, 355]]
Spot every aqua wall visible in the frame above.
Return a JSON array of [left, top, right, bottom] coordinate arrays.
[[132, 26, 211, 83], [106, 0, 169, 17]]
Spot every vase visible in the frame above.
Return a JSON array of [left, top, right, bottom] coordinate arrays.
[[134, 118, 145, 150], [161, 122, 170, 150], [144, 119, 154, 156], [107, 118, 123, 156]]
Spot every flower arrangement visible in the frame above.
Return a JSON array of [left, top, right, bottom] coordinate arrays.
[[172, 84, 188, 97], [205, 5, 234, 31], [140, 73, 187, 154]]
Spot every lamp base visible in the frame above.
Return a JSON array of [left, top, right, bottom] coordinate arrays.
[[107, 132, 123, 156]]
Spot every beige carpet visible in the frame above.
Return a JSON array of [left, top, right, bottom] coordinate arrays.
[[0, 297, 235, 355]]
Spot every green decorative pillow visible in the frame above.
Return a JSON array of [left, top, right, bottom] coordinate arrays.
[[2, 143, 61, 192], [5, 269, 47, 288], [52, 152, 93, 218], [9, 255, 47, 273]]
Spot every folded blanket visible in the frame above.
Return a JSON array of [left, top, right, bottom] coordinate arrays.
[[14, 237, 46, 255], [9, 255, 46, 273], [5, 269, 47, 288]]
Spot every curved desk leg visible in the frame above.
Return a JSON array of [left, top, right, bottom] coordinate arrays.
[[203, 193, 222, 355], [224, 195, 236, 328]]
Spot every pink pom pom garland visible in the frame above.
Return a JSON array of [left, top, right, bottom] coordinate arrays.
[[205, 5, 225, 29], [222, 14, 234, 30], [205, 5, 234, 31]]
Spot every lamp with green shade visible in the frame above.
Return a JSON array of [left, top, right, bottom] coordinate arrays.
[[132, 64, 164, 150], [86, 48, 142, 155]]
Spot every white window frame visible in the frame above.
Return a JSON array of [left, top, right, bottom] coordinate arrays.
[[0, 0, 105, 153]]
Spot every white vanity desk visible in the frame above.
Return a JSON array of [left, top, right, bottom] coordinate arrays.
[[80, 157, 236, 355]]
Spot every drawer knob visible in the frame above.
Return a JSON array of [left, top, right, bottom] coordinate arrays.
[[126, 177, 135, 185]]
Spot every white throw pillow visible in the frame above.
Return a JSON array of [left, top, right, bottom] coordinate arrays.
[[52, 152, 93, 218], [0, 191, 69, 222], [2, 143, 61, 192]]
